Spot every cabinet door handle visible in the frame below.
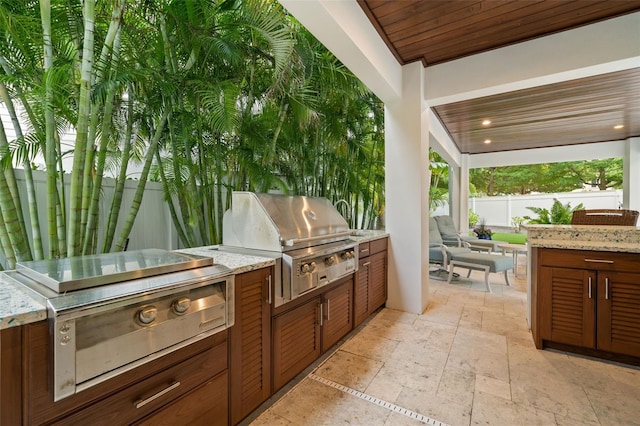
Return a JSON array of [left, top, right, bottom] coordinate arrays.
[[584, 258, 614, 264], [326, 299, 331, 321], [605, 277, 610, 300], [135, 382, 181, 409], [266, 275, 272, 305], [319, 303, 323, 326], [588, 277, 592, 299]]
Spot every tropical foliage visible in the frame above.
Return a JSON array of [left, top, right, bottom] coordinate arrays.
[[524, 199, 584, 224], [0, 0, 385, 269], [470, 159, 623, 196]]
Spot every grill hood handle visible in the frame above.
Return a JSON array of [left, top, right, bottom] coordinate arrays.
[[282, 230, 354, 247]]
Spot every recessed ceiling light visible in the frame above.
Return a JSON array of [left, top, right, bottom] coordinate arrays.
[[484, 139, 491, 144], [614, 124, 624, 129], [482, 120, 491, 126]]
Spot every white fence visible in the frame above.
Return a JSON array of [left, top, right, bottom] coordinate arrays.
[[4, 169, 179, 268], [433, 190, 623, 228]]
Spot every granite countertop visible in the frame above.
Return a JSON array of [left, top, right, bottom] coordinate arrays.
[[0, 273, 47, 330], [0, 230, 389, 331], [525, 224, 640, 253], [348, 229, 388, 242]]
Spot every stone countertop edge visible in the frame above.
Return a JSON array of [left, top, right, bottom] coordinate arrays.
[[525, 224, 640, 253], [0, 273, 47, 331], [348, 229, 389, 243], [0, 230, 389, 331]]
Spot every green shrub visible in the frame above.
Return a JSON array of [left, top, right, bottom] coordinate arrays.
[[524, 199, 584, 224]]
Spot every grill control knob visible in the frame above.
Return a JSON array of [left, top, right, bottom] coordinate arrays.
[[172, 297, 191, 315], [301, 263, 311, 273], [325, 256, 335, 266], [341, 251, 354, 260], [309, 261, 317, 272], [137, 306, 157, 325]]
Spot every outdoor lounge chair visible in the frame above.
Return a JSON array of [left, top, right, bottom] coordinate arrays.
[[429, 217, 513, 292], [434, 215, 508, 253]]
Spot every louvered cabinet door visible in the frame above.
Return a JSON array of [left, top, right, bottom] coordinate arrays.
[[368, 251, 387, 313], [229, 267, 272, 425], [272, 297, 321, 392], [597, 272, 640, 357], [354, 257, 370, 327], [539, 266, 596, 348], [321, 276, 354, 351]]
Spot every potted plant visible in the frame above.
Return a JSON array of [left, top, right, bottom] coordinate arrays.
[[473, 222, 493, 239]]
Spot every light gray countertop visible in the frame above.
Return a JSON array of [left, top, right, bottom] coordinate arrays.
[[0, 230, 388, 331], [0, 273, 47, 330], [525, 224, 640, 253]]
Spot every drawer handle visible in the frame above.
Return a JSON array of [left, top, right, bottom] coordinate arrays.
[[361, 249, 369, 254], [362, 262, 371, 267], [200, 316, 224, 329], [135, 381, 181, 409], [584, 259, 614, 264]]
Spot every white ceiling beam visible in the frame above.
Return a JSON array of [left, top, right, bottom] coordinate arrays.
[[278, 0, 403, 103], [468, 141, 627, 169], [425, 12, 640, 106]]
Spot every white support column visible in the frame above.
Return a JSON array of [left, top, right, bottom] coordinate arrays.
[[385, 62, 430, 314], [623, 137, 640, 211], [459, 154, 470, 233]]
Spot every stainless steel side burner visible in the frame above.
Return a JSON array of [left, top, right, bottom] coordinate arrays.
[[10, 248, 234, 402], [16, 248, 212, 293]]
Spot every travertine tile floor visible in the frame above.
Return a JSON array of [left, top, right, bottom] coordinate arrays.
[[248, 266, 640, 426]]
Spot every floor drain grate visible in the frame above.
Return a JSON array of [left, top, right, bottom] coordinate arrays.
[[308, 373, 449, 426]]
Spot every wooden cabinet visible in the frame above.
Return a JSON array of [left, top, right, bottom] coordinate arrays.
[[229, 267, 273, 425], [536, 248, 640, 361], [1, 320, 229, 425], [272, 275, 354, 391], [355, 237, 388, 326]]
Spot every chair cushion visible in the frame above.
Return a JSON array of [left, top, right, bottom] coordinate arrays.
[[434, 215, 459, 238], [429, 218, 443, 245], [449, 252, 513, 272]]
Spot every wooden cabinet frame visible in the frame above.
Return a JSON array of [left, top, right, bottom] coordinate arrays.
[[534, 248, 640, 364]]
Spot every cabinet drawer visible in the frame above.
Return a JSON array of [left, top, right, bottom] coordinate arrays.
[[538, 248, 640, 273], [52, 336, 228, 425], [359, 242, 371, 258], [370, 237, 388, 255], [136, 371, 228, 426]]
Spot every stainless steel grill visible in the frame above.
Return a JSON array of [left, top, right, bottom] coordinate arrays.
[[9, 248, 234, 401], [223, 192, 358, 307]]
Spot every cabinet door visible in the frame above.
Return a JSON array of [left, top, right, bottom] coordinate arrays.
[[229, 267, 272, 425], [322, 277, 354, 351], [354, 258, 370, 327], [539, 266, 596, 348], [597, 272, 640, 357], [368, 251, 387, 313], [272, 297, 321, 391]]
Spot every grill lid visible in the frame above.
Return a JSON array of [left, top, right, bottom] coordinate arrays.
[[16, 248, 213, 293], [223, 192, 351, 252]]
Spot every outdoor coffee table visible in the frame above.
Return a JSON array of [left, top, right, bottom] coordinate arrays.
[[498, 243, 528, 277]]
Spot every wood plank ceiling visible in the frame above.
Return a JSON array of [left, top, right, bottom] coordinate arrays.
[[357, 0, 640, 154]]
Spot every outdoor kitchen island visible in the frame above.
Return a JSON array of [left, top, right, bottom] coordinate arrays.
[[0, 230, 387, 426], [527, 224, 640, 365]]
